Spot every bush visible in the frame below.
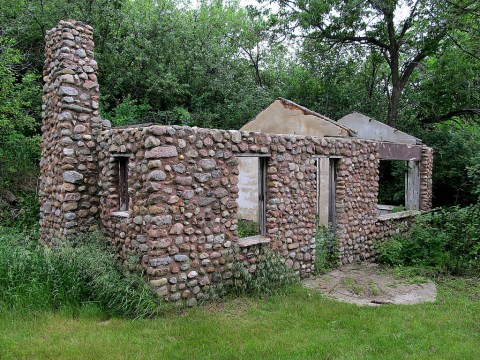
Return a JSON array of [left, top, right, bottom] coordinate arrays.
[[209, 247, 298, 299], [377, 205, 480, 275], [0, 230, 161, 318]]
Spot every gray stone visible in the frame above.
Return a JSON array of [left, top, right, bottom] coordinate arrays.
[[58, 111, 72, 121], [64, 212, 76, 221], [152, 215, 172, 225], [145, 146, 178, 158], [198, 158, 216, 170], [181, 190, 194, 200], [62, 104, 92, 113], [194, 173, 211, 183], [153, 238, 172, 249], [63, 171, 83, 184], [175, 176, 192, 186], [187, 271, 198, 279], [74, 48, 86, 57], [199, 197, 215, 206], [58, 86, 78, 96], [156, 286, 168, 296], [172, 163, 186, 174], [148, 170, 166, 181], [213, 187, 229, 198], [145, 136, 160, 148], [174, 254, 189, 262], [136, 235, 147, 243], [149, 257, 173, 267]]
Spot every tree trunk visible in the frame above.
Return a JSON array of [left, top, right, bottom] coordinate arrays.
[[387, 85, 402, 127]]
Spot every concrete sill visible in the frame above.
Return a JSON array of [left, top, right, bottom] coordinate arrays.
[[111, 211, 130, 218], [238, 235, 271, 248], [377, 210, 421, 221]]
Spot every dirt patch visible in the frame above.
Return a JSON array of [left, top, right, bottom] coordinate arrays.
[[302, 263, 437, 306]]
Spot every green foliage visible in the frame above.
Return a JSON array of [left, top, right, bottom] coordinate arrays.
[[105, 95, 152, 127], [237, 219, 259, 238], [0, 230, 161, 318], [0, 193, 40, 232], [419, 120, 480, 206], [208, 247, 297, 299], [0, 38, 41, 195], [377, 205, 480, 275], [314, 224, 339, 274]]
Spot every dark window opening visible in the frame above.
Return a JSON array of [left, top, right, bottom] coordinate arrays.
[[118, 157, 129, 211], [378, 160, 406, 213]]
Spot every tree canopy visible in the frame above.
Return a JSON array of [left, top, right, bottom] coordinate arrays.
[[0, 0, 478, 208]]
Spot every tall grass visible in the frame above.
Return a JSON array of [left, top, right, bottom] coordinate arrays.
[[0, 230, 161, 318]]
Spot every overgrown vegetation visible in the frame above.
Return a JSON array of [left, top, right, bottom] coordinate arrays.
[[208, 246, 298, 300], [237, 219, 259, 238], [377, 205, 480, 275], [314, 225, 339, 274], [0, 230, 161, 318]]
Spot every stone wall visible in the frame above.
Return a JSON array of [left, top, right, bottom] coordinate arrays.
[[39, 20, 101, 243], [420, 146, 434, 211], [96, 125, 380, 301]]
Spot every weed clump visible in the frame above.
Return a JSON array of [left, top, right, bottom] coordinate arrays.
[[314, 224, 339, 274], [208, 246, 298, 300]]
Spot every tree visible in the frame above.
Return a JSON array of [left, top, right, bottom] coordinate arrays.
[[275, 0, 477, 126]]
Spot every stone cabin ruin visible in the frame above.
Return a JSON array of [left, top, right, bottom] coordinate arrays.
[[39, 20, 433, 304]]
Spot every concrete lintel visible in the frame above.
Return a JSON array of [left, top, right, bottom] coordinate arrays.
[[379, 143, 422, 160]]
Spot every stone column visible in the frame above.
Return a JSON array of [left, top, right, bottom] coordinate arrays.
[[419, 146, 433, 211], [39, 20, 101, 243]]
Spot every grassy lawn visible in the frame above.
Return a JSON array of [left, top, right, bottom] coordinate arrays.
[[0, 278, 479, 359]]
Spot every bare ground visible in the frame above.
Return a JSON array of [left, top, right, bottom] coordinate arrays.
[[302, 263, 437, 306]]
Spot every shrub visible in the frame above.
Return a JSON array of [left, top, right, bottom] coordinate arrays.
[[377, 205, 480, 275], [0, 230, 161, 318], [314, 225, 339, 274]]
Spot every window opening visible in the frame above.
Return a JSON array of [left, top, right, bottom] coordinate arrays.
[[377, 160, 407, 214], [316, 156, 338, 229], [236, 155, 268, 237]]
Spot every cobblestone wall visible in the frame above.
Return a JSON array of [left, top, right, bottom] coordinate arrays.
[[420, 146, 434, 211], [96, 125, 381, 301]]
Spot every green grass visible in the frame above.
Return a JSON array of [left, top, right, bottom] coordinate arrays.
[[0, 279, 479, 359]]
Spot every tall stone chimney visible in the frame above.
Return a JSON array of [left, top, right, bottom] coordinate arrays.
[[39, 20, 101, 243]]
